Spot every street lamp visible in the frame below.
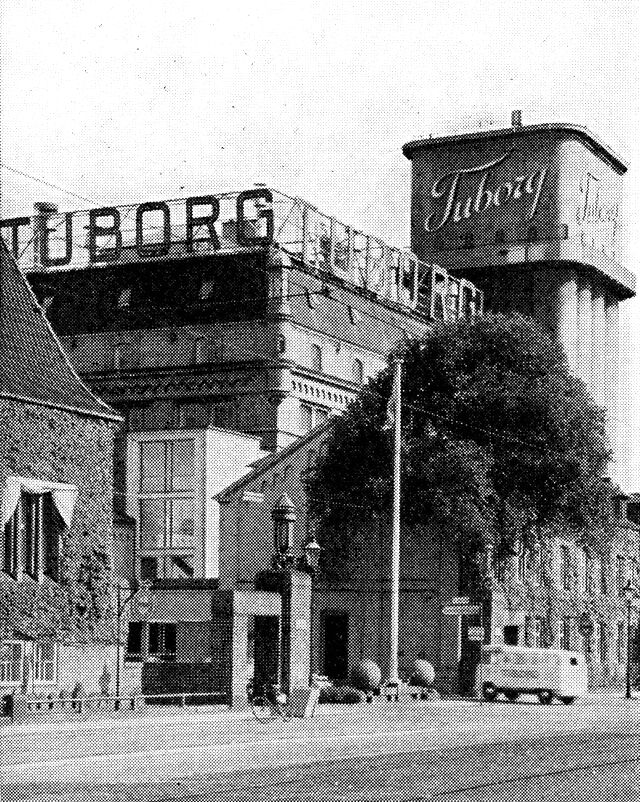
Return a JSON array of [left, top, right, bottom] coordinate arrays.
[[622, 579, 638, 700]]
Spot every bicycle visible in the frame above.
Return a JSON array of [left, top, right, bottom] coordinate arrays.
[[248, 680, 292, 722]]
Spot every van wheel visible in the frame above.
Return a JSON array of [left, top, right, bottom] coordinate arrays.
[[560, 696, 574, 705], [482, 683, 497, 701], [538, 690, 553, 705], [504, 690, 519, 703]]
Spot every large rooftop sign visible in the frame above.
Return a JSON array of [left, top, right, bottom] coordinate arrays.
[[0, 189, 483, 318], [403, 123, 634, 299]]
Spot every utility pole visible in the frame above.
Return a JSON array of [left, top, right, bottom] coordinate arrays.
[[387, 356, 403, 688]]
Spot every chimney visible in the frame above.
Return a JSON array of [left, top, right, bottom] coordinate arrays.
[[511, 110, 522, 128], [32, 201, 58, 271]]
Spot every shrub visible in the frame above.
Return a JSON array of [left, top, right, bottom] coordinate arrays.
[[319, 685, 365, 704]]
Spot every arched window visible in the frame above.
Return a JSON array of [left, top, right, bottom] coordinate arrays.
[[310, 343, 323, 372], [278, 335, 286, 354], [351, 358, 364, 385]]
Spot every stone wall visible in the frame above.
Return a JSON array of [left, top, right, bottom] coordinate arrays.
[[0, 397, 118, 642]]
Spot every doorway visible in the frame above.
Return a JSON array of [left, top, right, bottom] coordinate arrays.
[[253, 615, 280, 688], [503, 625, 520, 646], [322, 612, 349, 682]]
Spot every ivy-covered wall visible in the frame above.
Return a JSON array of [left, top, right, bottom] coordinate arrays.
[[490, 522, 640, 687], [0, 398, 118, 644]]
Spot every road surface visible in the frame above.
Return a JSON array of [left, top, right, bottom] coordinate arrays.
[[2, 696, 640, 801]]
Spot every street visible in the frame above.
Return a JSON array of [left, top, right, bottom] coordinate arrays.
[[3, 696, 640, 801]]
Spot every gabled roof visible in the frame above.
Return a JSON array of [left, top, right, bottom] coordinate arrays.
[[0, 241, 120, 421], [216, 418, 335, 503]]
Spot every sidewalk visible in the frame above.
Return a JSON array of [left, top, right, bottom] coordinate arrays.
[[1, 690, 638, 736]]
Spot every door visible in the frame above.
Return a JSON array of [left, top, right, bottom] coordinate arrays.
[[254, 616, 280, 689], [322, 613, 349, 682], [503, 625, 519, 646]]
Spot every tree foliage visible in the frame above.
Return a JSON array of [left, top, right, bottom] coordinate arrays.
[[308, 314, 613, 579]]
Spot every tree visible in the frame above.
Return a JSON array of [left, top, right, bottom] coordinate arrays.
[[308, 314, 612, 587]]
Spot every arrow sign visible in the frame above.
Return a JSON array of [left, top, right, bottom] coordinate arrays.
[[451, 596, 470, 606]]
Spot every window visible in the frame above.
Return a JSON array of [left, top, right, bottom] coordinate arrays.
[[199, 280, 215, 300], [138, 440, 196, 580], [598, 622, 607, 663], [617, 555, 626, 594], [299, 403, 329, 433], [617, 621, 625, 663], [126, 622, 144, 661], [351, 358, 364, 385], [139, 498, 195, 549], [495, 228, 506, 245], [193, 338, 206, 364], [517, 540, 526, 583], [310, 343, 323, 372], [599, 557, 607, 595], [492, 548, 506, 583], [178, 402, 209, 428], [140, 556, 158, 581], [582, 548, 592, 594], [560, 617, 572, 651], [527, 225, 538, 243], [299, 404, 313, 433], [0, 641, 23, 684], [560, 545, 571, 590], [117, 288, 132, 309], [529, 544, 543, 585], [526, 616, 543, 648], [278, 335, 286, 354], [148, 622, 176, 662], [140, 440, 194, 493], [33, 642, 57, 684], [3, 492, 60, 581]]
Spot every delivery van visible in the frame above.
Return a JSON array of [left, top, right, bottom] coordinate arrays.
[[477, 645, 588, 704]]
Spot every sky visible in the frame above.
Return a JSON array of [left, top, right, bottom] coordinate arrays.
[[0, 0, 639, 483]]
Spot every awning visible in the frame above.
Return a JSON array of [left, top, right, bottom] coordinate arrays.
[[2, 476, 78, 529]]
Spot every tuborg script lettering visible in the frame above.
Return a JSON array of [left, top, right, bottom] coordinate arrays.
[[424, 151, 548, 233]]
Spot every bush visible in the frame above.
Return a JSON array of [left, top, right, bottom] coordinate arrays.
[[319, 686, 365, 704]]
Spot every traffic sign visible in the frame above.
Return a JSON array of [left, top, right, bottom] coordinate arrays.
[[468, 626, 485, 641], [451, 596, 470, 606], [443, 605, 480, 616]]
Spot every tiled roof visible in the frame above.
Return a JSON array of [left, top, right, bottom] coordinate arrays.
[[0, 241, 120, 420]]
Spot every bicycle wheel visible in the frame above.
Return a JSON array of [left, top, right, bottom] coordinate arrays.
[[251, 695, 274, 722]]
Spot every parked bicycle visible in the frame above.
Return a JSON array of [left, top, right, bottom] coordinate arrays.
[[248, 680, 291, 722]]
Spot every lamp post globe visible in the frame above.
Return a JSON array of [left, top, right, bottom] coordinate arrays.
[[303, 536, 321, 573]]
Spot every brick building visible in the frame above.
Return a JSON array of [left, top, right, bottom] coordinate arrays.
[[217, 419, 640, 693], [0, 241, 140, 699]]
